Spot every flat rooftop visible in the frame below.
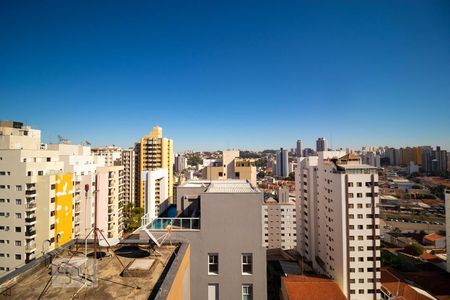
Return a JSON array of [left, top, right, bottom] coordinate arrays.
[[0, 243, 177, 299], [180, 179, 259, 193]]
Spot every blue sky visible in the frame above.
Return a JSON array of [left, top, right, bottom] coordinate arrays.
[[1, 1, 449, 151]]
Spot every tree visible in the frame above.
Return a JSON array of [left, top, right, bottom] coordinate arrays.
[[188, 156, 203, 166], [255, 158, 267, 168], [403, 243, 424, 257]]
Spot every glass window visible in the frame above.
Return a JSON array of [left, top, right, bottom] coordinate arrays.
[[242, 253, 253, 275], [208, 253, 219, 275], [242, 284, 253, 300]]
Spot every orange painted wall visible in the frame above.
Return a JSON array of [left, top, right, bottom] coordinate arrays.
[[55, 174, 73, 246], [166, 244, 190, 300]]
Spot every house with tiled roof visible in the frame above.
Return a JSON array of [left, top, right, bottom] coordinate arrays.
[[423, 233, 446, 249]]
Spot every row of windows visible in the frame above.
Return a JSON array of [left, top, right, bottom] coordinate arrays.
[[208, 253, 253, 275], [207, 283, 253, 300], [0, 240, 22, 246], [0, 185, 23, 191], [348, 193, 379, 198], [349, 289, 380, 295], [0, 253, 21, 260]]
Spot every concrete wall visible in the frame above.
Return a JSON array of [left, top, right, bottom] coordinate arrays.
[[150, 190, 267, 300]]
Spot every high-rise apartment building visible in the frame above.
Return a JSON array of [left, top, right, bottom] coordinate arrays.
[[262, 189, 297, 250], [296, 140, 303, 157], [120, 148, 135, 206], [0, 121, 72, 275], [141, 168, 169, 220], [91, 146, 122, 166], [316, 137, 328, 152], [136, 126, 173, 209], [96, 166, 124, 239], [276, 148, 289, 177], [202, 150, 257, 185], [46, 144, 97, 239], [445, 189, 450, 273], [175, 153, 188, 172], [296, 151, 381, 299]]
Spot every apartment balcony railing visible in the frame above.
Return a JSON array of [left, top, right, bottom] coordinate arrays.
[[26, 202, 37, 210], [25, 230, 36, 237], [25, 190, 36, 195], [25, 216, 36, 224], [25, 242, 36, 252], [145, 217, 200, 231]]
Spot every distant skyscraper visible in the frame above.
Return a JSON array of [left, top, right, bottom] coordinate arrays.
[[175, 153, 188, 172], [296, 139, 303, 157], [316, 137, 328, 152], [276, 148, 289, 177]]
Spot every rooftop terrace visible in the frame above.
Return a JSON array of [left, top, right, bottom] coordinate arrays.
[[0, 241, 181, 300]]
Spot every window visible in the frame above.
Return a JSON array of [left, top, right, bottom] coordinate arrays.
[[51, 184, 55, 190], [15, 185, 22, 191], [16, 199, 22, 205], [15, 227, 21, 233], [357, 182, 362, 187], [15, 213, 21, 219], [357, 193, 362, 198], [208, 253, 219, 275], [218, 172, 224, 177], [38, 171, 44, 176], [242, 253, 253, 275], [15, 241, 21, 246], [348, 182, 353, 187], [235, 172, 240, 177], [242, 284, 253, 300], [208, 284, 219, 300], [15, 254, 21, 260]]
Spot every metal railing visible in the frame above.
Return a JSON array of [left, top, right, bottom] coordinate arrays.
[[145, 217, 200, 231]]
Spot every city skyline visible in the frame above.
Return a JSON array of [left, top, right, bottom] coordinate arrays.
[[1, 1, 449, 151]]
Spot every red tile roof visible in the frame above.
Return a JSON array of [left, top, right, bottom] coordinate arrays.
[[424, 233, 444, 242], [281, 275, 346, 300]]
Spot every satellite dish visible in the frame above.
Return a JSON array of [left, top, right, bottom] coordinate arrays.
[[99, 238, 120, 247]]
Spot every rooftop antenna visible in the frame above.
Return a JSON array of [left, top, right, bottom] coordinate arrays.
[[58, 135, 70, 144]]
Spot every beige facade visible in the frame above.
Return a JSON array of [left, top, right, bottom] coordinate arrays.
[[0, 122, 66, 276], [96, 166, 124, 238], [202, 150, 257, 185], [136, 126, 173, 209], [262, 197, 297, 250], [91, 146, 122, 166], [121, 148, 135, 206]]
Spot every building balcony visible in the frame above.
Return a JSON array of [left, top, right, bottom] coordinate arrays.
[[25, 190, 36, 195], [26, 201, 37, 210], [25, 230, 36, 237], [25, 216, 36, 224], [25, 242, 36, 252], [25, 252, 35, 263]]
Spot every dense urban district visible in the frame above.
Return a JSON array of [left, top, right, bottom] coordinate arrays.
[[0, 121, 450, 300]]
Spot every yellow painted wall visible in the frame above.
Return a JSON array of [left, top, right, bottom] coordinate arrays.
[[55, 174, 73, 246], [166, 244, 190, 300]]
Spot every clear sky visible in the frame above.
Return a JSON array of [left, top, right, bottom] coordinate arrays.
[[1, 1, 449, 151]]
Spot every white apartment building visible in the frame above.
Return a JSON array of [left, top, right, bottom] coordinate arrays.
[[141, 168, 169, 220], [46, 144, 98, 239], [445, 189, 450, 273], [262, 195, 297, 250], [91, 146, 122, 166], [96, 166, 124, 239], [0, 122, 65, 275], [296, 151, 381, 300]]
